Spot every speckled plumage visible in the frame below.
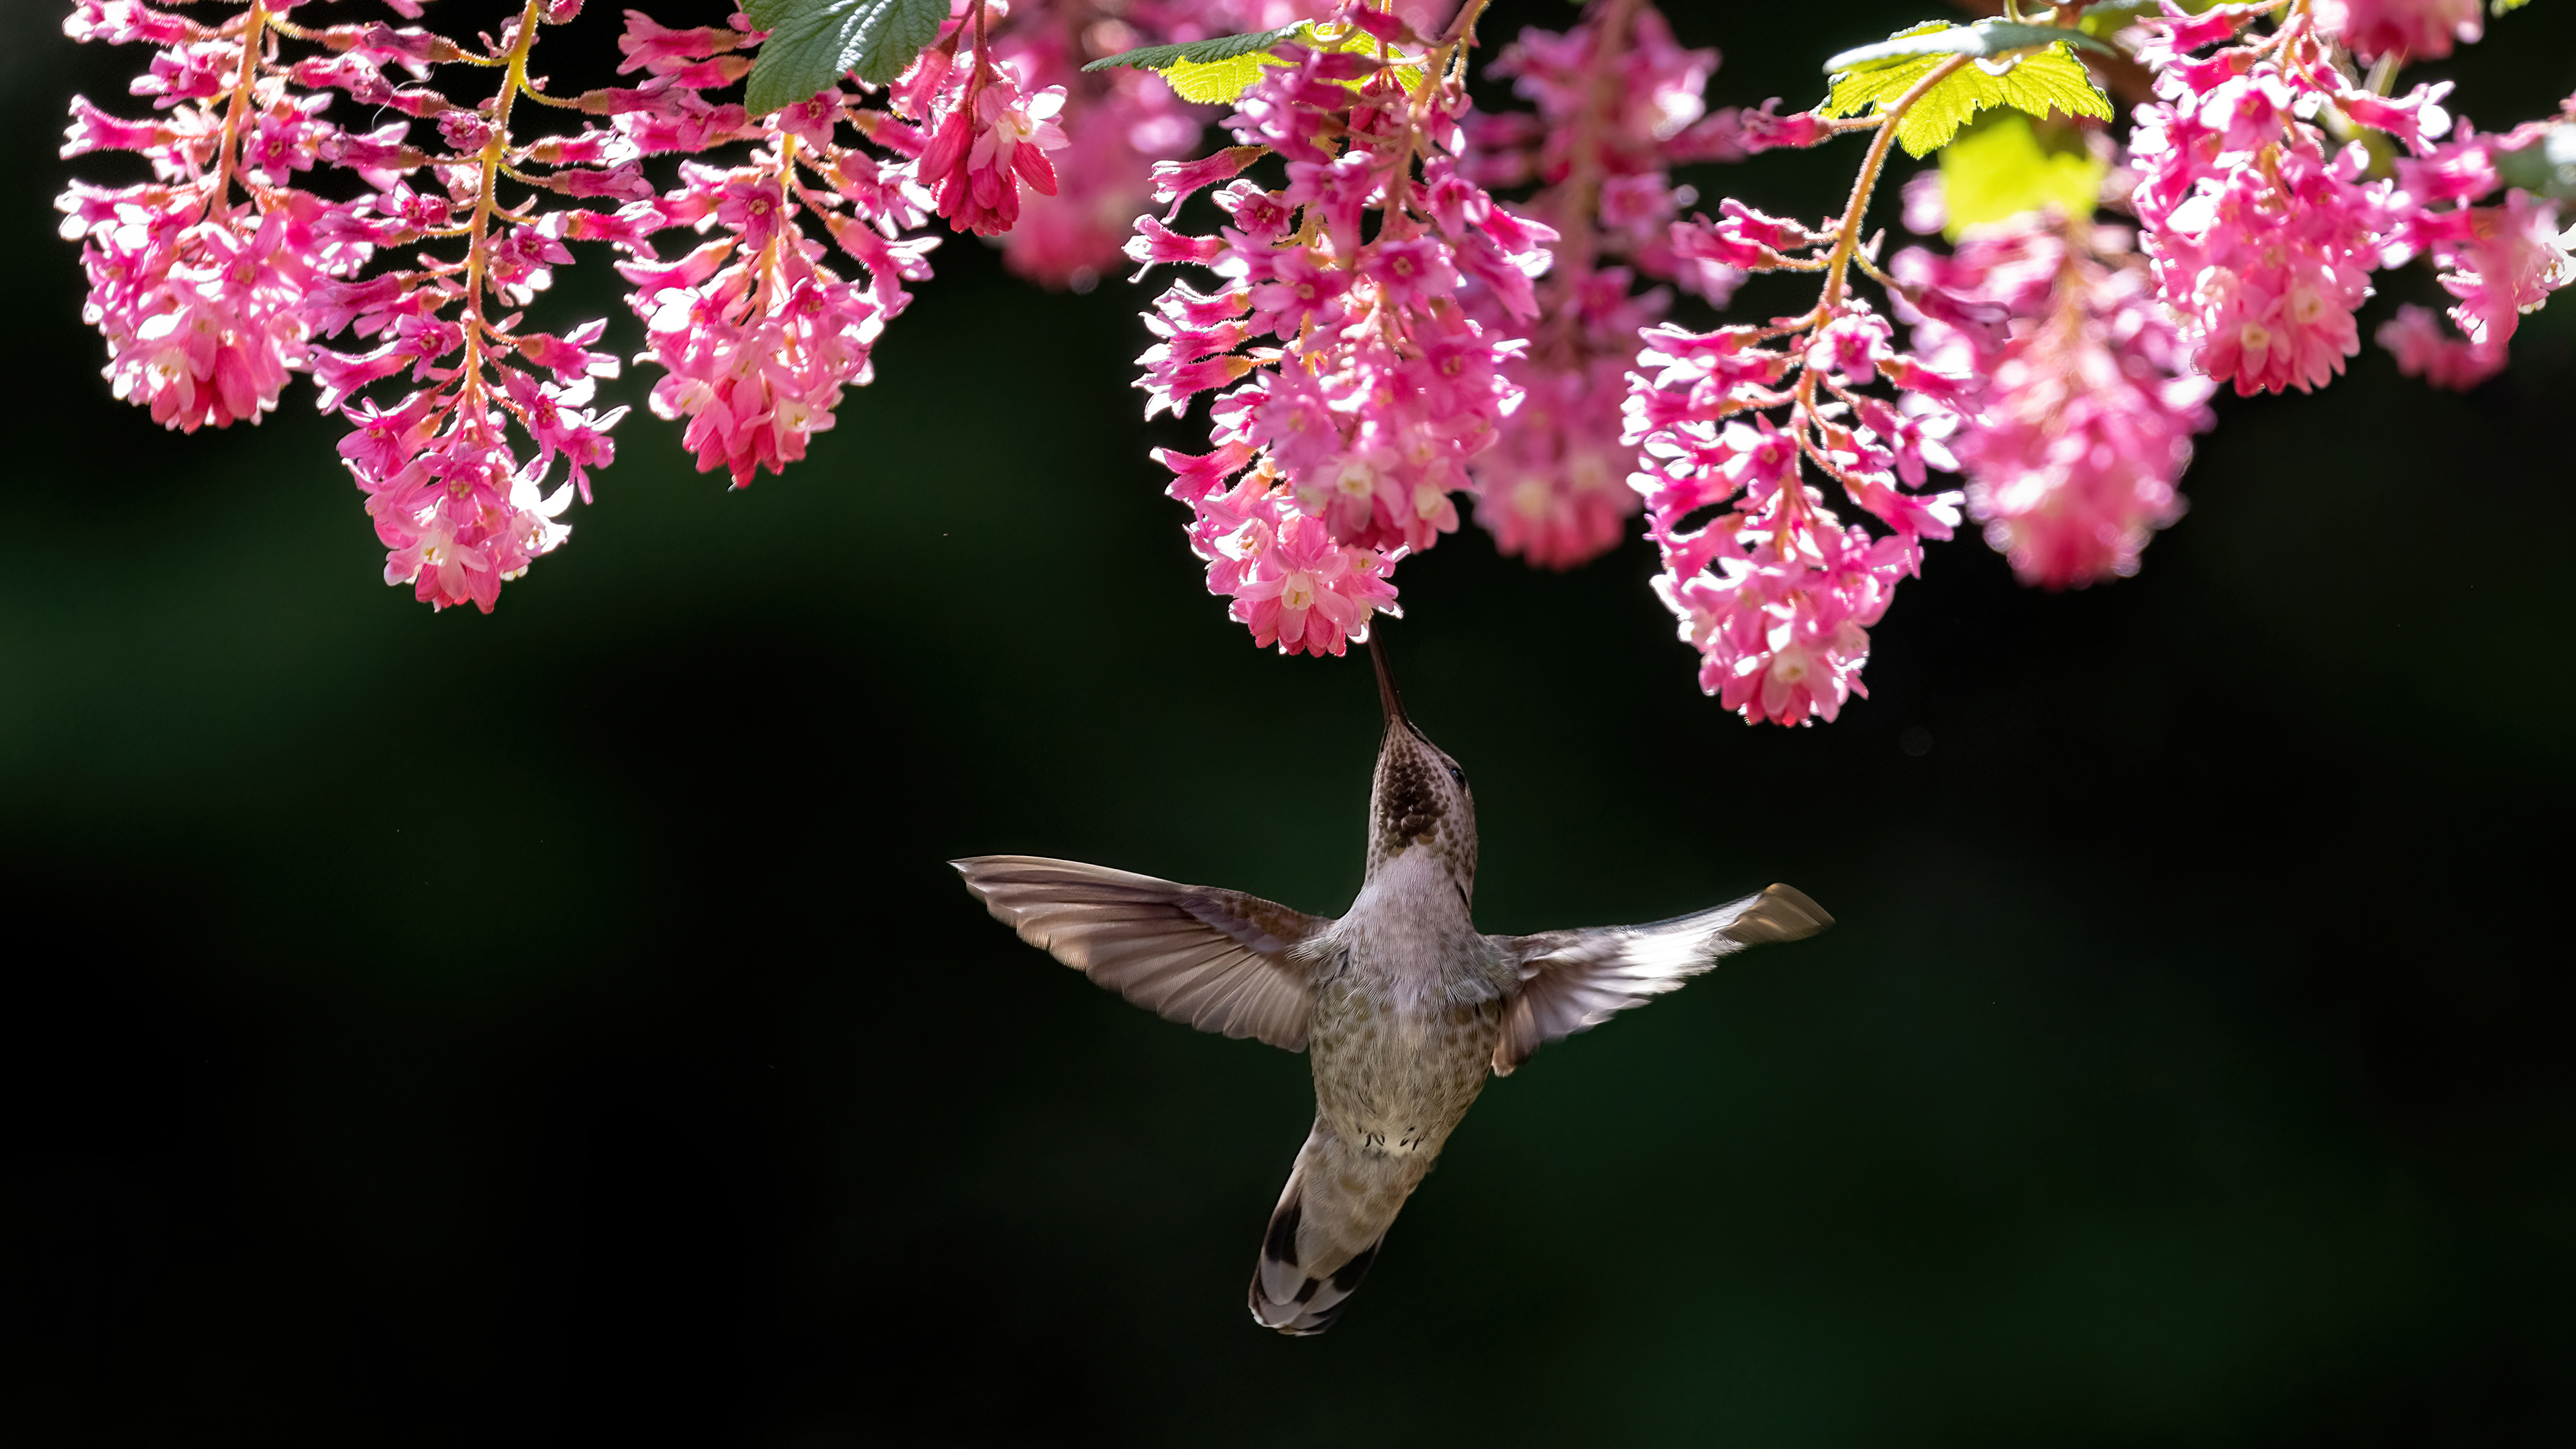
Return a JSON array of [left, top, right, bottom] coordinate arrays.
[[953, 635, 1835, 1335]]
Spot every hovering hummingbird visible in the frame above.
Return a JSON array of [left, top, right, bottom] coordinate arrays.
[[953, 636, 1831, 1335]]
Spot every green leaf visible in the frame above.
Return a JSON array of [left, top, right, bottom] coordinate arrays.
[[1937, 110, 2105, 237], [1083, 24, 1308, 74], [1159, 50, 1294, 103], [742, 0, 950, 114], [2493, 0, 2534, 13], [1083, 21, 1417, 105], [1823, 24, 2114, 158]]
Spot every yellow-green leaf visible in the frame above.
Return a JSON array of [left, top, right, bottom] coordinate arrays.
[[1937, 110, 2105, 237], [1823, 26, 2112, 158], [2493, 0, 2533, 14], [1159, 50, 1291, 104], [1101, 20, 1420, 107], [1307, 21, 1424, 93]]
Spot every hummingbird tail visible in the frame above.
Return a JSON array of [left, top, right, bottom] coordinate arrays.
[[1247, 1122, 1421, 1336]]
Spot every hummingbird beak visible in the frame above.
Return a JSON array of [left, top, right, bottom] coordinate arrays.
[[1368, 629, 1407, 731]]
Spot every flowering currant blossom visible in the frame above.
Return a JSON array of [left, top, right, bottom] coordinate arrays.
[[985, 0, 1333, 290], [1896, 212, 2215, 588], [60, 1, 945, 611], [2126, 2, 2449, 396], [1128, 12, 1556, 657], [904, 2, 1072, 237], [57, 0, 366, 434], [1457, 0, 1748, 570], [1623, 78, 1986, 723], [2312, 0, 2483, 63], [2373, 119, 2576, 388], [2130, 2, 2571, 398], [610, 17, 938, 488]]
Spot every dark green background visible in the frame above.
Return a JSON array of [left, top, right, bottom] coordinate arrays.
[[3, 1, 2569, 1443]]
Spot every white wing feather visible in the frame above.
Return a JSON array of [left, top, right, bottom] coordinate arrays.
[[1491, 883, 1831, 1073]]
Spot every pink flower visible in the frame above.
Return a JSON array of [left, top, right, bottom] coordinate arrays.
[[1130, 42, 1550, 653], [1734, 99, 1829, 152], [2313, 0, 2483, 62], [919, 64, 1068, 237], [62, 183, 331, 433], [1472, 360, 1640, 570], [2376, 303, 2506, 389], [1248, 245, 1352, 333], [2433, 189, 2572, 347], [1364, 236, 1458, 309], [2131, 36, 2401, 396], [1898, 217, 2215, 588], [1232, 511, 1397, 657], [1625, 282, 1967, 722]]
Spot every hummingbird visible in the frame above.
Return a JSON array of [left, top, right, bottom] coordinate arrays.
[[952, 635, 1831, 1335]]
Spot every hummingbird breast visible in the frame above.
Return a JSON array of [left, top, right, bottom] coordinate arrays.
[[1305, 851, 1512, 1161]]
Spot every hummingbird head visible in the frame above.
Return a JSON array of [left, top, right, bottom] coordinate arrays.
[[1364, 631, 1477, 896]]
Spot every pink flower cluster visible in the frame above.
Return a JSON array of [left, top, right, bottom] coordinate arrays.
[[1623, 201, 1968, 724], [904, 3, 1072, 237], [1896, 215, 2215, 588], [58, 0, 964, 612], [57, 0, 364, 434], [2373, 120, 2575, 388], [1128, 14, 1556, 657], [2126, 4, 2436, 396], [610, 18, 938, 488], [2131, 2, 2571, 397], [2312, 0, 2483, 63], [985, 0, 1331, 290], [1455, 0, 1746, 570]]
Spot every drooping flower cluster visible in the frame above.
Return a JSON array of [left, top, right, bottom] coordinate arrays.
[[2129, 1, 2573, 398], [57, 0, 366, 435], [2373, 116, 2576, 388], [2126, 1, 2459, 396], [986, 0, 1332, 290], [902, 1, 1073, 237], [1623, 192, 1970, 724], [610, 17, 938, 489], [58, 0, 963, 612], [1895, 211, 2215, 588], [1454, 0, 1746, 570], [1128, 12, 1557, 656], [2312, 0, 2483, 63]]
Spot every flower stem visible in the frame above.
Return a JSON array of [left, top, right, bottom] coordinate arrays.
[[206, 1, 269, 221], [460, 0, 548, 409], [1820, 54, 1967, 309]]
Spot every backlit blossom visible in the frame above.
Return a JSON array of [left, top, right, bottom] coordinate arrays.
[[1130, 19, 1554, 656], [2369, 129, 2575, 386], [55, 8, 356, 435], [1625, 174, 1970, 722], [614, 49, 936, 491], [981, 0, 1334, 289], [2313, 0, 2483, 62], [63, 1, 938, 610], [1458, 0, 1748, 571], [1897, 216, 2214, 588]]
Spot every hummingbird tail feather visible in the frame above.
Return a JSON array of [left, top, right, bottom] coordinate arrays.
[[1247, 1122, 1418, 1336]]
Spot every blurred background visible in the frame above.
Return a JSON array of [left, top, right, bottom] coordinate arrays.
[[3, 0, 2571, 1443]]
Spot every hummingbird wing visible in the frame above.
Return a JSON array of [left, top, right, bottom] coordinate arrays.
[[952, 855, 1334, 1051], [1488, 883, 1831, 1075]]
